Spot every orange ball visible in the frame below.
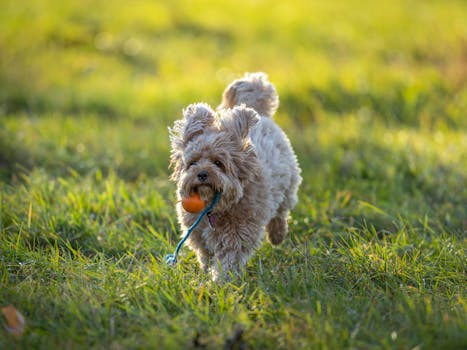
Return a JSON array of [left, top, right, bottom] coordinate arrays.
[[181, 193, 206, 213]]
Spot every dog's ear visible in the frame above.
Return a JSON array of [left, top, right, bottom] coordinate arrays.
[[170, 103, 216, 148], [220, 105, 259, 141], [169, 103, 216, 180], [182, 103, 216, 142]]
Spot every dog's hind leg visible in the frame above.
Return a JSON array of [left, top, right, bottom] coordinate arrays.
[[267, 174, 300, 245], [266, 213, 288, 245]]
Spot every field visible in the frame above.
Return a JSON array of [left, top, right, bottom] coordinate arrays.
[[1, 0, 466, 348]]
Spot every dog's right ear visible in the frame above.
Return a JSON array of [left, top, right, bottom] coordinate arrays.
[[220, 105, 260, 141], [169, 103, 216, 180]]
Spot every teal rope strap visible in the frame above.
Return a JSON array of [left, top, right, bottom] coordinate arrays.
[[166, 192, 221, 266]]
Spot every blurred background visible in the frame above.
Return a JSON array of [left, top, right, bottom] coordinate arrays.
[[1, 0, 465, 121], [0, 0, 466, 228], [1, 3, 465, 347]]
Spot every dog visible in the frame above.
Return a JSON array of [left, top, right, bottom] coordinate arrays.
[[169, 72, 302, 281]]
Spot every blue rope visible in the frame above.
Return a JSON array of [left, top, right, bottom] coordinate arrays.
[[166, 192, 221, 265]]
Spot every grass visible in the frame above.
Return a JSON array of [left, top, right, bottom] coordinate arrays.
[[0, 0, 466, 348]]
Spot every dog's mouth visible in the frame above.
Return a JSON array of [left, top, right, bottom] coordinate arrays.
[[193, 183, 215, 193], [193, 183, 213, 190], [191, 184, 221, 201]]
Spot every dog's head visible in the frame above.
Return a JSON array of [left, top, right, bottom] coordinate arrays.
[[169, 103, 260, 211]]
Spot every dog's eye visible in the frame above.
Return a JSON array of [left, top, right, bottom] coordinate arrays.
[[214, 160, 224, 169], [188, 161, 197, 168]]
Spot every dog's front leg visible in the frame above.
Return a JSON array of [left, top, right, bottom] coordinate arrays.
[[186, 230, 213, 272], [210, 250, 247, 282], [209, 227, 262, 282]]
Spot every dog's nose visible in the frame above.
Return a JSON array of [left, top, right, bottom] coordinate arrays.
[[197, 170, 209, 182]]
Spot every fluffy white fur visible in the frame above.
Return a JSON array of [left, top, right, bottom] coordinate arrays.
[[169, 72, 302, 281]]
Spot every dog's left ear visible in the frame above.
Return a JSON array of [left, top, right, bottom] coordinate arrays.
[[221, 105, 260, 141], [169, 103, 216, 180], [181, 103, 216, 143]]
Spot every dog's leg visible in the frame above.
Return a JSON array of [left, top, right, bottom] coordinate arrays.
[[266, 213, 288, 245], [193, 246, 212, 272], [187, 231, 212, 272], [210, 252, 243, 282], [209, 242, 255, 282]]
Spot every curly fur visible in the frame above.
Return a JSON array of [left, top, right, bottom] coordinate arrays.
[[219, 72, 279, 118], [169, 72, 302, 281]]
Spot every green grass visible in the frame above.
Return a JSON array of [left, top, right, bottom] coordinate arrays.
[[1, 0, 466, 348]]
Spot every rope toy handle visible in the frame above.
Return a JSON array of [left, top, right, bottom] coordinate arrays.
[[166, 192, 221, 266]]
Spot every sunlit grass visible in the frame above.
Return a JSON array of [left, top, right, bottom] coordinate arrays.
[[1, 0, 466, 348]]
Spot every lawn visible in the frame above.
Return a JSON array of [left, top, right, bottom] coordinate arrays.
[[0, 0, 466, 348]]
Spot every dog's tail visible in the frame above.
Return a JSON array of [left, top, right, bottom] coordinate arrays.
[[219, 72, 279, 118]]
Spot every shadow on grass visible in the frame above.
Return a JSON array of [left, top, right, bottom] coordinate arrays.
[[0, 144, 169, 184], [1, 91, 136, 121], [294, 135, 466, 236], [0, 121, 171, 184], [2, 73, 463, 131], [0, 135, 33, 180], [281, 80, 464, 129]]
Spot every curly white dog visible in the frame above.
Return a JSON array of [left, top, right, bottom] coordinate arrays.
[[169, 72, 302, 281]]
